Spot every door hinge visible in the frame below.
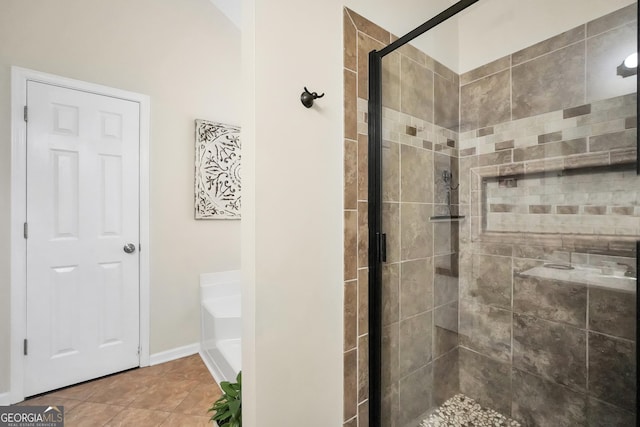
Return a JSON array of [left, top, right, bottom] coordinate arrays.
[[23, 339, 28, 356], [23, 222, 28, 239], [137, 346, 141, 356], [23, 106, 28, 122]]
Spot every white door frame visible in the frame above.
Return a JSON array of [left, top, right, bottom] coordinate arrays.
[[9, 66, 151, 404]]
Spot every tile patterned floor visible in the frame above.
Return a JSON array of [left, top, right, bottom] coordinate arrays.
[[16, 354, 221, 426]]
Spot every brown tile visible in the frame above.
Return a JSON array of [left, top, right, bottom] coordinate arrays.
[[459, 348, 511, 415], [344, 280, 358, 351], [460, 69, 511, 132], [344, 418, 357, 427], [160, 413, 212, 427], [357, 134, 368, 201], [460, 56, 510, 85], [344, 349, 358, 421], [129, 377, 200, 412], [382, 203, 400, 263], [400, 56, 434, 122], [587, 3, 638, 37], [382, 52, 401, 111], [589, 129, 637, 152], [478, 149, 512, 166], [173, 382, 222, 417], [478, 126, 494, 137], [65, 402, 125, 427], [587, 397, 637, 427], [610, 148, 636, 165], [162, 355, 216, 383], [611, 206, 634, 215], [398, 42, 429, 67], [513, 42, 586, 120], [512, 369, 586, 426], [400, 258, 434, 318], [105, 408, 171, 426], [557, 205, 579, 214], [85, 374, 156, 406], [343, 10, 357, 71], [344, 140, 357, 210], [625, 116, 636, 129], [357, 32, 385, 100], [589, 287, 636, 340], [405, 125, 417, 136], [459, 300, 511, 362], [344, 69, 357, 140], [513, 314, 587, 391], [563, 104, 591, 119], [358, 202, 368, 268], [564, 152, 609, 169], [529, 204, 552, 214], [514, 275, 587, 327], [584, 205, 606, 215], [490, 204, 514, 213], [358, 401, 370, 427], [588, 332, 636, 411], [434, 73, 459, 131], [495, 140, 514, 151], [434, 59, 457, 82], [358, 269, 368, 335], [399, 364, 433, 426], [358, 335, 369, 403], [459, 147, 476, 157], [538, 131, 563, 144], [344, 210, 358, 281], [400, 203, 433, 260], [512, 25, 585, 65], [400, 145, 433, 203], [382, 263, 400, 326], [399, 311, 433, 376], [422, 140, 433, 150], [514, 138, 587, 162], [346, 8, 390, 44], [498, 163, 524, 176]]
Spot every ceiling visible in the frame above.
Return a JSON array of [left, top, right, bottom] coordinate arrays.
[[209, 0, 241, 29]]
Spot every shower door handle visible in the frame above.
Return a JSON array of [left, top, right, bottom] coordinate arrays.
[[377, 233, 387, 263]]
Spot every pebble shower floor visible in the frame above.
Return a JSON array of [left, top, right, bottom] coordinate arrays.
[[421, 394, 521, 427]]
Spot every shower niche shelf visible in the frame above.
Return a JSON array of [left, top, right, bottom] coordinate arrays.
[[429, 215, 465, 222]]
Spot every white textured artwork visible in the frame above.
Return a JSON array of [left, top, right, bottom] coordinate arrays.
[[195, 120, 241, 219]]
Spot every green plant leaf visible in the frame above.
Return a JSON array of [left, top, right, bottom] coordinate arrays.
[[221, 382, 239, 398]]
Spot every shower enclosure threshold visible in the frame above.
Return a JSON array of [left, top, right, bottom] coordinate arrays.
[[421, 394, 520, 427]]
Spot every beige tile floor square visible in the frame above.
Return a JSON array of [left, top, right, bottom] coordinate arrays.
[[16, 354, 221, 426]]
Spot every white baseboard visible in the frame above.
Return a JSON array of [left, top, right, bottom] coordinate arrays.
[[149, 343, 200, 366], [0, 392, 10, 406]]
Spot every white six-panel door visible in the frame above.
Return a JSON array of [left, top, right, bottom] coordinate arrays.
[[25, 81, 140, 396]]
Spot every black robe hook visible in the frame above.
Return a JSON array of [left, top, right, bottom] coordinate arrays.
[[301, 87, 325, 108]]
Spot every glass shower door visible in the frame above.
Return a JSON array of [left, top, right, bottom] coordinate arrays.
[[369, 1, 638, 426]]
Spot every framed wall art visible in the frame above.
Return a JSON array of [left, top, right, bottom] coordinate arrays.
[[195, 119, 241, 219]]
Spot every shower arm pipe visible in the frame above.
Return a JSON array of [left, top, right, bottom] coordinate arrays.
[[377, 0, 480, 58]]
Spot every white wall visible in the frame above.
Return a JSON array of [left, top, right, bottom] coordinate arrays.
[[242, 0, 344, 425], [0, 0, 241, 393], [458, 0, 637, 73]]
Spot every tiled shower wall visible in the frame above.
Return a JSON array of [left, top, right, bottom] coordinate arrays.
[[344, 3, 638, 427], [343, 7, 461, 427], [457, 4, 637, 426]]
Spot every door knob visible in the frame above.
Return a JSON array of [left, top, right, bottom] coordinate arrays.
[[123, 243, 136, 254]]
